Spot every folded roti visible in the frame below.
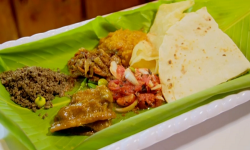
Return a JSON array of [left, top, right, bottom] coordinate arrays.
[[130, 0, 194, 73], [159, 7, 250, 102]]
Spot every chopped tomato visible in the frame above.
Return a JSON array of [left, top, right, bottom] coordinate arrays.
[[111, 91, 122, 100], [137, 93, 155, 109], [141, 74, 151, 87], [135, 81, 144, 92], [120, 84, 135, 95], [108, 80, 120, 91], [153, 99, 163, 108], [116, 94, 136, 107], [151, 74, 160, 85], [117, 65, 125, 80], [108, 66, 164, 109]]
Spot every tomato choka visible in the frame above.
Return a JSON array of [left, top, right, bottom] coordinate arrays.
[[108, 64, 165, 109]]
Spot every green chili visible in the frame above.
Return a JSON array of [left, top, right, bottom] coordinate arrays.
[[88, 83, 97, 89], [78, 78, 87, 91]]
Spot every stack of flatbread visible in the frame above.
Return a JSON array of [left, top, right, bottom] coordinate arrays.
[[130, 1, 250, 102], [130, 0, 194, 73]]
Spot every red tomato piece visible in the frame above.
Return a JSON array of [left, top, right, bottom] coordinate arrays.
[[134, 83, 143, 92], [141, 74, 151, 85], [153, 99, 163, 108], [111, 91, 123, 100], [137, 93, 155, 109], [120, 84, 135, 95], [108, 80, 120, 91], [116, 65, 125, 80], [116, 94, 136, 107]]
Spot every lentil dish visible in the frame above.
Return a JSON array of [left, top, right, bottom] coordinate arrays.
[[98, 29, 148, 67]]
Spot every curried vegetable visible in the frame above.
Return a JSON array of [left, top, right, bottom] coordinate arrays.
[[68, 48, 117, 81], [50, 85, 116, 134], [68, 29, 147, 82]]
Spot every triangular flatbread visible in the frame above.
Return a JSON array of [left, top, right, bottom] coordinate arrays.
[[159, 7, 250, 102]]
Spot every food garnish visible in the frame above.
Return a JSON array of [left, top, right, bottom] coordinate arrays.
[[77, 78, 88, 91], [124, 67, 139, 86], [35, 95, 46, 108], [98, 78, 108, 86], [87, 83, 97, 89]]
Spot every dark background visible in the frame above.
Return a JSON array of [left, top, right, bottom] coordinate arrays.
[[0, 0, 154, 44]]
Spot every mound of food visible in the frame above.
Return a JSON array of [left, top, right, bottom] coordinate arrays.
[[50, 85, 116, 134], [98, 29, 148, 67], [68, 48, 121, 81], [0, 66, 74, 111], [108, 61, 165, 112], [68, 29, 148, 81]]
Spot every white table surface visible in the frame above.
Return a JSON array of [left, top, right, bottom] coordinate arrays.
[[144, 100, 250, 150], [1, 100, 250, 150]]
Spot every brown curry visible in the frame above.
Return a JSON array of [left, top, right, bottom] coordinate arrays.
[[50, 85, 116, 133]]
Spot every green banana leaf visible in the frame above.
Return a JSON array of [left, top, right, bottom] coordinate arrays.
[[1, 0, 250, 149]]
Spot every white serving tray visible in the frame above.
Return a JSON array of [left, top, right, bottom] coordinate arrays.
[[0, 6, 250, 150], [1, 90, 250, 150], [101, 90, 250, 150]]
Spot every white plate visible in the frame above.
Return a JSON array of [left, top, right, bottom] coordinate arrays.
[[100, 90, 250, 150], [1, 90, 250, 150]]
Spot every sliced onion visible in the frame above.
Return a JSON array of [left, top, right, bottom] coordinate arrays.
[[115, 100, 138, 113], [148, 80, 154, 88], [155, 94, 165, 101], [124, 68, 139, 85], [77, 66, 85, 74], [151, 84, 162, 90], [110, 61, 118, 78], [84, 59, 90, 76], [138, 68, 149, 74]]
